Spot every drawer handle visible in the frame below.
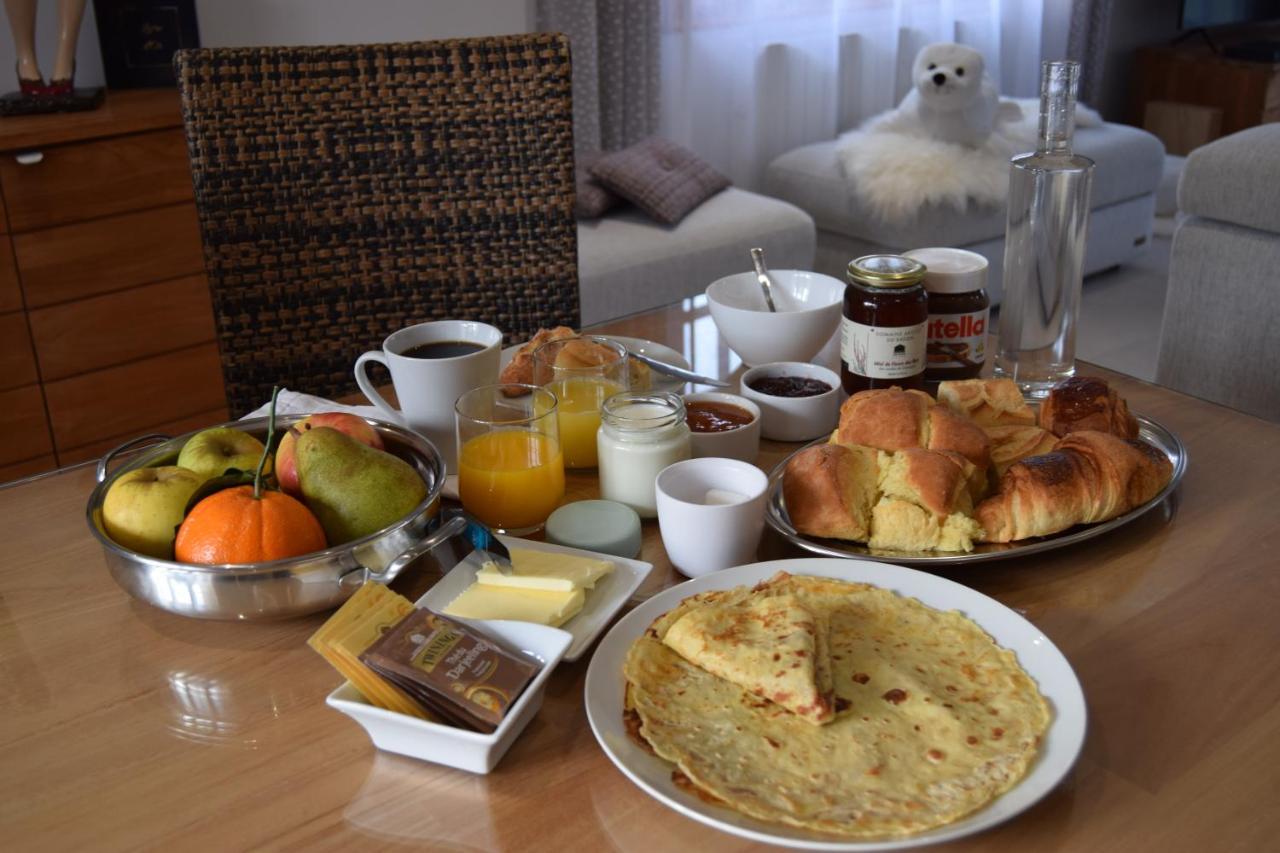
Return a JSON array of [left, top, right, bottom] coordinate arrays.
[[14, 151, 43, 165]]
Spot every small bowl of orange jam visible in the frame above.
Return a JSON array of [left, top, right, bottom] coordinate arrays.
[[684, 392, 761, 464]]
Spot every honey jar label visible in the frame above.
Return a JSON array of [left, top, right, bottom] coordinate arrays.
[[926, 309, 988, 370], [841, 318, 927, 379]]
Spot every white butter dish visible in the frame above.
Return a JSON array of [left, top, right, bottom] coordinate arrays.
[[424, 535, 654, 662], [325, 619, 572, 774]]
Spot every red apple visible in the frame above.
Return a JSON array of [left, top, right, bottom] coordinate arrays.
[[277, 412, 384, 495]]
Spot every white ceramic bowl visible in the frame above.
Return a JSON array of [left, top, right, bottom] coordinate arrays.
[[684, 392, 761, 464], [706, 269, 844, 366], [326, 620, 573, 774], [739, 362, 842, 442]]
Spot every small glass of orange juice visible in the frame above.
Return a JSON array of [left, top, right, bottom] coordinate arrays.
[[532, 336, 628, 469], [455, 384, 566, 534]]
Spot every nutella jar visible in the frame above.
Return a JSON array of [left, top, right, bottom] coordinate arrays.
[[903, 247, 990, 383], [841, 254, 929, 394]]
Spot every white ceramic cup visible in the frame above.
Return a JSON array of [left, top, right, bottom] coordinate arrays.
[[655, 457, 769, 578], [355, 320, 502, 471]]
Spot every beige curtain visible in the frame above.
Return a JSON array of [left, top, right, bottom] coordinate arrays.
[[536, 0, 661, 160]]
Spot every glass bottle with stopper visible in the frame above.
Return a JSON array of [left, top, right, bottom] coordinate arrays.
[[994, 60, 1095, 398]]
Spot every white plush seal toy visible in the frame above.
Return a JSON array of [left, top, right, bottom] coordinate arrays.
[[891, 42, 1020, 148]]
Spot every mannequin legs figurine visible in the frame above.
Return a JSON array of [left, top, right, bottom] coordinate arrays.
[[3, 0, 87, 96], [4, 0, 43, 94], [47, 0, 86, 94]]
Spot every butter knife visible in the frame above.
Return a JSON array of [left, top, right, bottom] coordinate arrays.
[[626, 349, 730, 388], [461, 516, 514, 574]]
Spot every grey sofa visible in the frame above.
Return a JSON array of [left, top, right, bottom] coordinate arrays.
[[1156, 124, 1280, 422], [763, 124, 1165, 305], [576, 187, 816, 325]]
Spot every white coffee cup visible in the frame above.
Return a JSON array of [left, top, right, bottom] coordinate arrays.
[[655, 457, 769, 578], [355, 320, 502, 471]]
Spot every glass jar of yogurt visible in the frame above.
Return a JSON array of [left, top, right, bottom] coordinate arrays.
[[597, 392, 692, 518]]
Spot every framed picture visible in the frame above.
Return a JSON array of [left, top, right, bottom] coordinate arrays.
[[93, 0, 200, 88]]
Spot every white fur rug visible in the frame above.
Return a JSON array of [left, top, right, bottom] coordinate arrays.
[[835, 99, 1101, 224]]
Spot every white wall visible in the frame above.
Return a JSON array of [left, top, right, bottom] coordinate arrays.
[[0, 0, 533, 92]]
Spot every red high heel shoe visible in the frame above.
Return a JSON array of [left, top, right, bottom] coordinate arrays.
[[16, 63, 44, 96], [45, 66, 74, 97]]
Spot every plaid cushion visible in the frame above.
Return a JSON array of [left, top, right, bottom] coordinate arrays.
[[576, 150, 622, 219], [589, 137, 730, 225]]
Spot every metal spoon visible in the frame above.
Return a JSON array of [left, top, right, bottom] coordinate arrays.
[[750, 247, 779, 312], [626, 349, 730, 388]]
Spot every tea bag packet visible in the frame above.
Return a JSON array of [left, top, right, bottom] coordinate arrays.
[[360, 609, 540, 732]]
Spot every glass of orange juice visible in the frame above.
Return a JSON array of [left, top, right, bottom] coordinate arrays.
[[455, 384, 566, 534], [532, 336, 628, 469]]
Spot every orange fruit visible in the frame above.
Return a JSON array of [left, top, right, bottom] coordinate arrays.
[[174, 485, 328, 565]]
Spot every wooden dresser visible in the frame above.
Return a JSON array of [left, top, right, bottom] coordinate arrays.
[[0, 89, 228, 482]]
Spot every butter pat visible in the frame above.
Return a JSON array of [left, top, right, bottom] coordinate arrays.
[[444, 584, 586, 628], [475, 548, 613, 593]]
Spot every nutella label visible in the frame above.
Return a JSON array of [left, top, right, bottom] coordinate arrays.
[[926, 309, 988, 370], [841, 317, 927, 380]]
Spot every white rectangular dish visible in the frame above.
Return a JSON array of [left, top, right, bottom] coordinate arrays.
[[421, 535, 654, 662], [326, 619, 572, 774]]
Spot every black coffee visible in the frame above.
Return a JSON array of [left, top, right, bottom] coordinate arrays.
[[402, 340, 485, 359]]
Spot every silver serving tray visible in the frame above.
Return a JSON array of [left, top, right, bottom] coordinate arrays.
[[764, 414, 1188, 566]]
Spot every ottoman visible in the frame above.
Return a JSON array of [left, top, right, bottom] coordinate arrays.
[[577, 187, 816, 325], [764, 123, 1165, 305]]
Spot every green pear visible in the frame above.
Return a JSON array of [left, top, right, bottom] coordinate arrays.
[[295, 426, 428, 544]]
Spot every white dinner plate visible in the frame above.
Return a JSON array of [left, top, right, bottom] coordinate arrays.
[[421, 535, 653, 662], [583, 558, 1087, 850], [500, 335, 692, 395]]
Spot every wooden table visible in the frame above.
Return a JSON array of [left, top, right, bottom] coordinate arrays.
[[4, 297, 1279, 851]]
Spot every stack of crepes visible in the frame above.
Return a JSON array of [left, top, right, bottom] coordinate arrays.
[[623, 571, 1050, 839]]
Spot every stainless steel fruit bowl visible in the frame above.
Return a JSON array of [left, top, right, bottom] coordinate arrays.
[[85, 414, 450, 621]]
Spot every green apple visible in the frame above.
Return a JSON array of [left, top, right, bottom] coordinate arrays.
[[102, 466, 205, 558], [177, 427, 267, 481], [276, 412, 384, 495]]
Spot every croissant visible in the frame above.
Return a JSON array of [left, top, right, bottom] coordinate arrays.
[[937, 378, 1036, 427], [1040, 376, 1139, 439], [976, 430, 1173, 542], [986, 424, 1058, 478]]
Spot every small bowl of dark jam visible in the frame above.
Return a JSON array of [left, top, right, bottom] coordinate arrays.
[[684, 392, 761, 463], [739, 363, 841, 442]]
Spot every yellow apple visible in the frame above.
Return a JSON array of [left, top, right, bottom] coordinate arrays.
[[102, 466, 205, 558], [177, 427, 268, 481]]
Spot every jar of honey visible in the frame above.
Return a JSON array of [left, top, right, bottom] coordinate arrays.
[[903, 247, 990, 384], [841, 255, 929, 394]]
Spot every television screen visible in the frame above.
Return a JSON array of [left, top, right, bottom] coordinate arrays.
[[1182, 0, 1280, 29]]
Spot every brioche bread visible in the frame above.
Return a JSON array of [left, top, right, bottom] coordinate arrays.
[[937, 379, 1035, 427], [877, 449, 974, 518], [782, 444, 879, 540], [836, 387, 991, 471], [976, 430, 1173, 542], [1040, 376, 1138, 439], [869, 499, 983, 553]]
